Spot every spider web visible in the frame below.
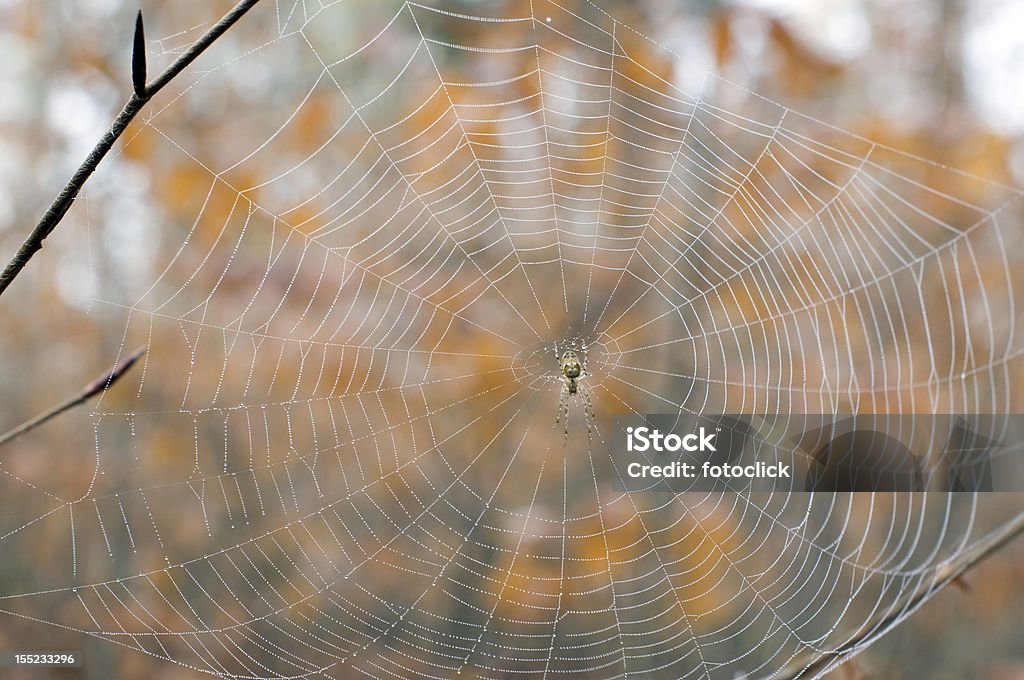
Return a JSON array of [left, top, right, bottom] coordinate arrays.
[[3, 1, 1024, 678]]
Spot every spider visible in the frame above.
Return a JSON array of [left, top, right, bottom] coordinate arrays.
[[554, 343, 595, 441]]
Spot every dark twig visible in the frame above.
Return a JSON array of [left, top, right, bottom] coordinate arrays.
[[0, 0, 262, 299], [774, 510, 1024, 679], [0, 346, 146, 449]]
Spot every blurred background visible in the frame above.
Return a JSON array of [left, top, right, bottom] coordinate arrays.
[[1, 0, 1023, 678]]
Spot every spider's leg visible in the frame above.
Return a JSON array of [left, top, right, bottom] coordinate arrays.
[[555, 381, 567, 424], [554, 382, 570, 444], [561, 378, 569, 421], [580, 385, 595, 439], [563, 383, 571, 440]]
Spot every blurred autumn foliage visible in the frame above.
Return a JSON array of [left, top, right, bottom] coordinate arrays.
[[1, 0, 1023, 678]]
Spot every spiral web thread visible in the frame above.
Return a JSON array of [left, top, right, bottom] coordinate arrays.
[[2, 1, 1024, 678]]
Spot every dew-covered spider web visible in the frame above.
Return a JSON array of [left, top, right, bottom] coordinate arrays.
[[3, 1, 1024, 678]]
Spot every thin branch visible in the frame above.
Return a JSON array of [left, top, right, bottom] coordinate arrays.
[[0, 0, 262, 299], [144, 0, 261, 95], [0, 346, 147, 449], [775, 510, 1024, 679]]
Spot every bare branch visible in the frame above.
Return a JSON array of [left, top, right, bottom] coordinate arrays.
[[0, 346, 147, 449], [145, 0, 262, 96], [0, 0, 262, 299]]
